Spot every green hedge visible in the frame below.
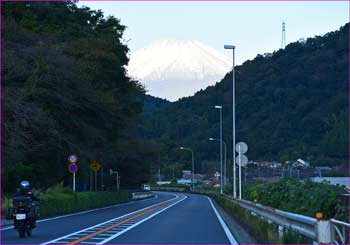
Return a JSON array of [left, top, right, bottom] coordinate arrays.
[[40, 191, 128, 217], [3, 183, 129, 218]]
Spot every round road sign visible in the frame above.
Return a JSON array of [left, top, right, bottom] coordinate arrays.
[[68, 163, 78, 173], [236, 142, 248, 154], [68, 154, 78, 164], [236, 154, 248, 167]]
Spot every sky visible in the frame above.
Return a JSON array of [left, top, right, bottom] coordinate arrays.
[[79, 1, 349, 65]]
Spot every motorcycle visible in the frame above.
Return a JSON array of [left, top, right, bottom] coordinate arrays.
[[12, 193, 41, 238]]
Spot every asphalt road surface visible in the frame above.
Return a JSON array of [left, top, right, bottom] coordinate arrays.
[[1, 192, 237, 244]]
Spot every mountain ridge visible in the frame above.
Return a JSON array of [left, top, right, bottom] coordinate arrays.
[[143, 23, 349, 168], [128, 38, 232, 101]]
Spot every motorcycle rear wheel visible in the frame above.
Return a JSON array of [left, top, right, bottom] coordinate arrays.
[[18, 220, 26, 238]]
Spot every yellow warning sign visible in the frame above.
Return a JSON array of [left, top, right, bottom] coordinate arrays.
[[90, 161, 101, 172]]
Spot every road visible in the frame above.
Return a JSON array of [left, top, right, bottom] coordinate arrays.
[[1, 192, 237, 244]]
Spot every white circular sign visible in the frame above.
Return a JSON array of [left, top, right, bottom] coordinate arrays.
[[236, 142, 248, 154], [68, 154, 78, 163], [236, 154, 248, 167]]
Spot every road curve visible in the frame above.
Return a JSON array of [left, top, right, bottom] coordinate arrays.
[[1, 192, 237, 244]]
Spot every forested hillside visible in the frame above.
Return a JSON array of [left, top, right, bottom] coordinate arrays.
[[143, 95, 169, 115], [144, 23, 349, 171], [2, 2, 158, 192]]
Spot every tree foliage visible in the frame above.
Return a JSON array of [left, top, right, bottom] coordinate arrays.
[[2, 2, 157, 192]]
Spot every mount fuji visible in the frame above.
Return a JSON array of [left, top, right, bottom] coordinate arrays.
[[127, 39, 232, 101]]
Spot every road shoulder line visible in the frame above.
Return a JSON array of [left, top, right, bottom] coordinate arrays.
[[207, 196, 238, 245], [211, 197, 257, 244]]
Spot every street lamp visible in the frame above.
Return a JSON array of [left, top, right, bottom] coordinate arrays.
[[224, 44, 236, 198], [209, 138, 227, 186], [179, 147, 195, 190], [214, 105, 223, 194]]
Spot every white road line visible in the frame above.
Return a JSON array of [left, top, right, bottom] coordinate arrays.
[[207, 197, 238, 245], [97, 195, 188, 244], [40, 193, 179, 245], [0, 194, 159, 231]]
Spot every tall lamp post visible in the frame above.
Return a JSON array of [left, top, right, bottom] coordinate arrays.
[[209, 138, 227, 186], [179, 147, 194, 190], [224, 44, 236, 198], [214, 105, 223, 194]]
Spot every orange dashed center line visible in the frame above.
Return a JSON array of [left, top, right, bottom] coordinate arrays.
[[67, 202, 170, 244]]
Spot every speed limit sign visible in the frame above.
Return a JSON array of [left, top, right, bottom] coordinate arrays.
[[68, 154, 78, 164]]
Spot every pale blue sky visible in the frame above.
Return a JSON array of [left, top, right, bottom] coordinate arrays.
[[79, 1, 348, 65]]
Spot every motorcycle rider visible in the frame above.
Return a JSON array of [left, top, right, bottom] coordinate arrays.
[[13, 180, 40, 228]]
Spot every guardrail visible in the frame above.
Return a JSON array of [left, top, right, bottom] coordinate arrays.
[[193, 190, 349, 244], [150, 187, 186, 192], [331, 218, 350, 244], [131, 192, 154, 200]]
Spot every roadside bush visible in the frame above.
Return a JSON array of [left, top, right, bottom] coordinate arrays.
[[150, 183, 190, 192], [242, 178, 348, 221], [40, 191, 128, 217], [2, 182, 129, 218]]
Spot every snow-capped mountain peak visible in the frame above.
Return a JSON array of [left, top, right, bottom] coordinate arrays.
[[127, 38, 232, 101]]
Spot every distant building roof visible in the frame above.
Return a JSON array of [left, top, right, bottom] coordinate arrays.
[[297, 159, 310, 166]]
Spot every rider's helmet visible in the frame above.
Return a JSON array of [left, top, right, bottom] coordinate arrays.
[[20, 180, 30, 190]]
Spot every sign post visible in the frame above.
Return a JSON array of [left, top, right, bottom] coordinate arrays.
[[236, 142, 248, 200], [90, 161, 102, 191], [68, 163, 78, 192], [68, 154, 78, 192]]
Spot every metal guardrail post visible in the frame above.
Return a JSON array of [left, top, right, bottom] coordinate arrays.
[[315, 220, 332, 243], [278, 225, 284, 240], [330, 219, 350, 244]]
